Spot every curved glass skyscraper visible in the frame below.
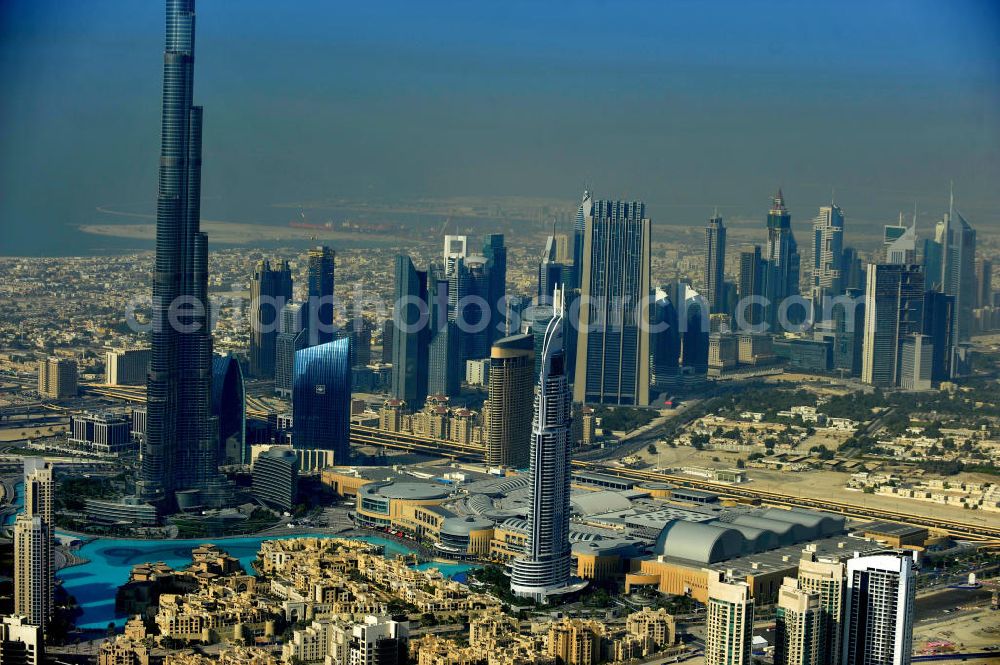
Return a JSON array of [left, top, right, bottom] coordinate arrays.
[[511, 293, 574, 602], [292, 338, 352, 463], [140, 0, 218, 510], [211, 355, 245, 466]]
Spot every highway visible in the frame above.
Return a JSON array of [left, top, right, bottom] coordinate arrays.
[[73, 381, 1000, 544]]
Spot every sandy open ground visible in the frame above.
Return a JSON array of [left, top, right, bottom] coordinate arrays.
[[80, 220, 412, 246], [634, 443, 1000, 528]]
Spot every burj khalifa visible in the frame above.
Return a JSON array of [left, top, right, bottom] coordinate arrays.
[[139, 0, 219, 511]]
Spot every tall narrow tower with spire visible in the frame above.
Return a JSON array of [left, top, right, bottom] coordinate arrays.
[[762, 189, 801, 328], [139, 0, 218, 510], [511, 288, 575, 602]]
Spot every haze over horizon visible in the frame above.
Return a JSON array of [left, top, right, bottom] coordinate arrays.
[[2, 0, 999, 255]]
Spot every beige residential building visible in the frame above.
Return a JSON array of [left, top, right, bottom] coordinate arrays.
[[14, 459, 54, 631], [37, 356, 77, 398], [485, 334, 534, 467], [0, 615, 43, 665], [775, 577, 822, 665], [546, 618, 603, 665], [797, 552, 844, 665], [705, 571, 754, 665], [625, 607, 676, 649]]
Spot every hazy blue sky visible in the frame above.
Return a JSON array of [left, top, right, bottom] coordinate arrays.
[[1, 0, 998, 255]]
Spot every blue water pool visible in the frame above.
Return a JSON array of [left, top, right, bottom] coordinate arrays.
[[59, 533, 478, 630], [2, 481, 25, 526]]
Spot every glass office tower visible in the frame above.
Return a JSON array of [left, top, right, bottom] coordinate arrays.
[[292, 338, 352, 463]]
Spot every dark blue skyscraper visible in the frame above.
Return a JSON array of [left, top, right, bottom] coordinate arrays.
[[483, 233, 507, 344], [292, 338, 351, 462], [762, 190, 801, 328], [140, 0, 218, 509], [211, 355, 245, 465], [391, 255, 429, 407], [249, 259, 292, 378], [307, 246, 336, 344], [428, 274, 461, 396], [704, 214, 727, 313], [574, 199, 652, 406]]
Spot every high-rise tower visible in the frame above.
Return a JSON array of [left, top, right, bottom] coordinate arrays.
[[485, 334, 535, 467], [511, 291, 574, 602], [571, 190, 592, 290], [842, 552, 916, 665], [762, 190, 801, 328], [390, 255, 429, 407], [811, 204, 845, 313], [797, 554, 845, 665], [307, 246, 336, 344], [705, 214, 727, 314], [774, 577, 822, 665], [705, 571, 754, 665], [574, 199, 652, 406], [14, 459, 53, 631], [861, 264, 925, 387], [249, 259, 293, 378], [140, 0, 218, 509]]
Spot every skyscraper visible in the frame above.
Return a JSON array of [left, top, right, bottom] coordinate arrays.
[[307, 246, 336, 344], [932, 191, 976, 344], [249, 259, 293, 379], [141, 0, 218, 510], [211, 354, 246, 465], [538, 234, 565, 304], [705, 571, 754, 665], [832, 289, 865, 377], [457, 255, 492, 362], [737, 245, 765, 329], [977, 258, 993, 309], [797, 554, 845, 665], [571, 190, 592, 290], [485, 334, 535, 468], [651, 289, 681, 390], [427, 275, 461, 397], [762, 190, 801, 328], [292, 338, 351, 463], [14, 459, 53, 631], [774, 578, 821, 665], [861, 264, 925, 387], [275, 301, 308, 397], [811, 204, 845, 313], [842, 552, 916, 665], [390, 255, 429, 407], [899, 333, 933, 391], [511, 294, 573, 601], [483, 233, 507, 345], [922, 291, 955, 382], [574, 199, 652, 406], [883, 214, 917, 265], [705, 214, 727, 314]]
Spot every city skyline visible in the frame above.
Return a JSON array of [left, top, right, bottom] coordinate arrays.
[[2, 2, 1000, 257], [1, 1, 999, 662]]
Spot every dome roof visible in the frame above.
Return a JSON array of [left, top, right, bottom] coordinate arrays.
[[440, 515, 494, 537], [654, 520, 747, 564]]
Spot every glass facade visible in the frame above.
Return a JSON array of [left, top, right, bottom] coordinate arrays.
[[292, 338, 352, 463]]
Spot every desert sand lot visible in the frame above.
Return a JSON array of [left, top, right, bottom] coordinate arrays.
[[633, 443, 1000, 529], [914, 589, 1000, 661]]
